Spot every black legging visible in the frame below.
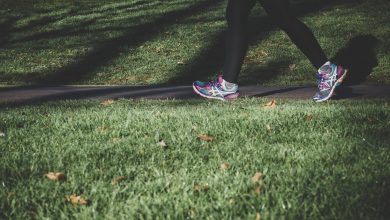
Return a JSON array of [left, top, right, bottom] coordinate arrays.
[[223, 0, 328, 83]]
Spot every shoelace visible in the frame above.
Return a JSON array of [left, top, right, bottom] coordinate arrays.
[[209, 78, 221, 89], [318, 72, 336, 91]]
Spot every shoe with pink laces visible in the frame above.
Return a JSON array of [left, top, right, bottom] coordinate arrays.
[[314, 61, 348, 102], [193, 75, 239, 101]]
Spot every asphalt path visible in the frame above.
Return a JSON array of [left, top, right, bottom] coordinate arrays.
[[0, 84, 389, 106]]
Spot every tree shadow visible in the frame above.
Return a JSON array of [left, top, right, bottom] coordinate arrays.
[[28, 0, 224, 85], [332, 35, 379, 85], [6, 1, 162, 46], [0, 17, 16, 47]]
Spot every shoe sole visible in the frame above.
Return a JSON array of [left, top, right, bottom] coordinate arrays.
[[316, 69, 348, 103], [192, 84, 239, 101]]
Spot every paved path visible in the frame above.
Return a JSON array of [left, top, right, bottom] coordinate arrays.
[[0, 84, 389, 106]]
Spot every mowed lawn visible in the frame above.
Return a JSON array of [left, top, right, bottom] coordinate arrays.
[[0, 0, 389, 86], [1, 99, 390, 219], [1, 0, 390, 219]]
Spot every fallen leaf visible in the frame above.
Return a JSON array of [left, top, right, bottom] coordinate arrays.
[[289, 64, 296, 70], [157, 140, 168, 149], [256, 212, 261, 220], [263, 100, 277, 108], [194, 183, 201, 193], [125, 75, 137, 81], [229, 198, 235, 204], [111, 176, 126, 185], [194, 183, 209, 193], [101, 99, 114, 106], [251, 172, 263, 183], [203, 184, 209, 192], [198, 134, 214, 142], [305, 114, 314, 121], [220, 162, 230, 170], [66, 194, 88, 205], [45, 172, 66, 181], [265, 124, 271, 131]]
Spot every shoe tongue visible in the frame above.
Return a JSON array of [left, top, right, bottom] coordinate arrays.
[[218, 75, 224, 85], [319, 66, 332, 76]]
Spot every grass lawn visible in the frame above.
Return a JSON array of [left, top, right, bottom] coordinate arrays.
[[0, 0, 389, 86], [1, 99, 390, 219], [1, 0, 390, 219]]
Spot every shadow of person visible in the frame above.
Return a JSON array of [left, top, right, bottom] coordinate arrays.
[[332, 35, 379, 85]]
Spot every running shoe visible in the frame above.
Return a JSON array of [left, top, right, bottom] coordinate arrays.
[[314, 61, 348, 102], [193, 75, 239, 101]]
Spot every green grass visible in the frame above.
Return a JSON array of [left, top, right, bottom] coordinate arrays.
[[0, 0, 389, 86], [1, 99, 390, 219], [1, 1, 390, 219]]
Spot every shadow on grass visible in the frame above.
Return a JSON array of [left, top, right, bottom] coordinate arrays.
[[332, 35, 379, 85], [0, 17, 16, 47], [32, 0, 225, 84], [5, 1, 161, 46]]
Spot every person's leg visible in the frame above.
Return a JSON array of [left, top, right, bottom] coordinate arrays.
[[192, 0, 255, 101], [261, 0, 347, 102], [222, 0, 256, 83], [260, 0, 327, 69]]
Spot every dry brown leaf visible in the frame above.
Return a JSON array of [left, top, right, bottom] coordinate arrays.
[[220, 162, 230, 170], [198, 134, 214, 142], [157, 140, 168, 149], [67, 194, 88, 205], [251, 172, 263, 183], [289, 64, 296, 70], [194, 184, 201, 193], [256, 212, 261, 220], [101, 99, 114, 106], [111, 176, 126, 185], [194, 183, 209, 193], [264, 100, 277, 108], [45, 172, 66, 181], [203, 184, 209, 192], [125, 75, 137, 81], [305, 114, 314, 121]]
